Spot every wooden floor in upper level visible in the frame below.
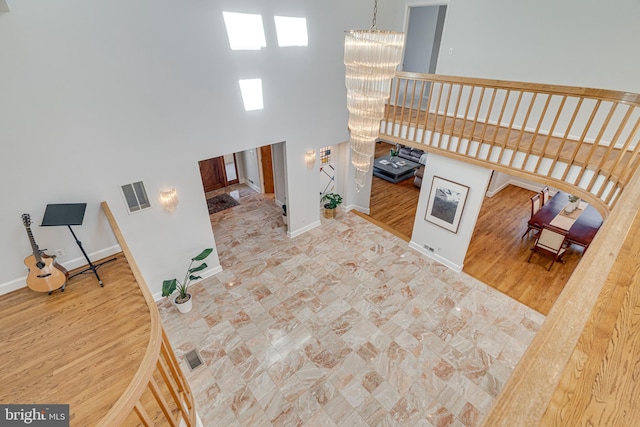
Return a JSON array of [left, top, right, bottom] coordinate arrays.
[[383, 103, 633, 181], [365, 141, 582, 315], [0, 254, 151, 426]]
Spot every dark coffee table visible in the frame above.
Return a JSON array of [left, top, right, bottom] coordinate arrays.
[[372, 155, 420, 183]]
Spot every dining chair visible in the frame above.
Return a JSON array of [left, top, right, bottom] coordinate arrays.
[[521, 193, 542, 238], [541, 186, 550, 205], [527, 224, 569, 270]]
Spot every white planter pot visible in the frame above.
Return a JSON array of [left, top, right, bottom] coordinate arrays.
[[565, 200, 580, 213], [174, 293, 193, 313]]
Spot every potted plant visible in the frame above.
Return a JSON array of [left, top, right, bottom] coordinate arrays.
[[162, 248, 213, 313], [281, 204, 287, 227], [321, 193, 343, 219], [566, 194, 580, 213]]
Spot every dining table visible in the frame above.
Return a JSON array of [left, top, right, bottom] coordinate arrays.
[[528, 190, 603, 252]]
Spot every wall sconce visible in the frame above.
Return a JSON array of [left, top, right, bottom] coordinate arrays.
[[160, 188, 179, 211], [305, 150, 316, 169]]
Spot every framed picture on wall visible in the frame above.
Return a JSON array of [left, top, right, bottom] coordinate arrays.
[[425, 176, 469, 233]]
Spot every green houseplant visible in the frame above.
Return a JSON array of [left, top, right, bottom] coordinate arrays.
[[162, 248, 213, 313], [321, 193, 343, 219]]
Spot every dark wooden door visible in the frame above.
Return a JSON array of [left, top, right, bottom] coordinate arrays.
[[199, 157, 226, 192], [260, 145, 274, 194]]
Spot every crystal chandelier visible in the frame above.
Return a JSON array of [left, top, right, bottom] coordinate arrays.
[[345, 0, 405, 190]]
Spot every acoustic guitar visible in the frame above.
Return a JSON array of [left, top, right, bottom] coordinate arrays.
[[22, 213, 68, 292]]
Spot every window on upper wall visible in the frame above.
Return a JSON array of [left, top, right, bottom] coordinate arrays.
[[274, 16, 308, 47], [222, 12, 266, 50], [238, 79, 264, 111]]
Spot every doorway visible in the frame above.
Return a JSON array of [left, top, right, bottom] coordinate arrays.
[[199, 154, 240, 192], [403, 4, 447, 74]]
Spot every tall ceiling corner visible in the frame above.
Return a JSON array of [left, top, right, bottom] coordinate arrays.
[[0, 0, 9, 13]]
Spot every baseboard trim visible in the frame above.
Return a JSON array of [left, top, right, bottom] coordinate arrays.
[[487, 179, 544, 197], [0, 276, 28, 296], [288, 220, 321, 238], [408, 241, 463, 273], [0, 244, 122, 296], [344, 204, 370, 215]]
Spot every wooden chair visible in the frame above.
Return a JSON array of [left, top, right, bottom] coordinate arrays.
[[527, 224, 568, 270], [541, 186, 550, 205], [521, 193, 542, 238]]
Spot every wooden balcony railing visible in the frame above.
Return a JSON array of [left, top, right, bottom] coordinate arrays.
[[98, 202, 196, 427], [381, 72, 640, 216], [380, 73, 640, 425]]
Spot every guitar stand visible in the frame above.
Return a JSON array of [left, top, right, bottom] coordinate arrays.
[[66, 225, 117, 287]]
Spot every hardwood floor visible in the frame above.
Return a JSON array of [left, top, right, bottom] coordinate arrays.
[[364, 143, 581, 315], [464, 185, 583, 315], [0, 254, 152, 426], [366, 141, 421, 240]]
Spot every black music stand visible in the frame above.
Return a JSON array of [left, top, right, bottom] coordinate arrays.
[[41, 203, 116, 287]]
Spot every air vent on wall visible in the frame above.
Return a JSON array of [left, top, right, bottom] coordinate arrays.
[[184, 349, 204, 371], [120, 181, 150, 214]]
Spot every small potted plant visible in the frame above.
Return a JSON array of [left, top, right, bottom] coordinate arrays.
[[162, 248, 213, 313], [321, 193, 343, 219], [281, 204, 287, 227], [566, 194, 580, 213]]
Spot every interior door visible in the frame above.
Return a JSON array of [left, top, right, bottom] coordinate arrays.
[[403, 5, 446, 74], [199, 157, 226, 192], [260, 145, 275, 194]]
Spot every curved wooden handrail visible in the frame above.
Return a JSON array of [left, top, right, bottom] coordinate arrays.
[[396, 72, 640, 104], [380, 73, 640, 217], [98, 202, 195, 427], [90, 74, 640, 425], [382, 73, 640, 425]]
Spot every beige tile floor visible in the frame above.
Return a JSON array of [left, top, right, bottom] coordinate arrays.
[[158, 184, 545, 426]]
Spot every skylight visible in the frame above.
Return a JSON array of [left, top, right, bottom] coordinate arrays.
[[274, 16, 308, 47], [223, 12, 266, 50], [238, 79, 264, 111]]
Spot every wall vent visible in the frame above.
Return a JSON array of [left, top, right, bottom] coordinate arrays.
[[423, 244, 435, 252], [184, 349, 204, 371], [120, 181, 151, 214]]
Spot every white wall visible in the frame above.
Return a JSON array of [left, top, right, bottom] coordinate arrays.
[[486, 171, 545, 197], [395, 0, 640, 93], [240, 149, 261, 193], [410, 154, 492, 271], [0, 0, 389, 295]]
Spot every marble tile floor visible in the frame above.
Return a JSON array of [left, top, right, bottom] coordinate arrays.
[[158, 184, 545, 427]]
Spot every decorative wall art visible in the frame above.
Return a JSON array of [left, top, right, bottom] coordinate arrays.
[[425, 176, 469, 233]]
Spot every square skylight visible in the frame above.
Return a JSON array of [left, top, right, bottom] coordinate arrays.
[[223, 12, 266, 50], [239, 79, 264, 111], [274, 16, 308, 47]]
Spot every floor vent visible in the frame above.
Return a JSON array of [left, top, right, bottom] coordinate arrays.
[[184, 349, 204, 371]]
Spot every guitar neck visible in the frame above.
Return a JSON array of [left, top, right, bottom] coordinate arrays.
[[25, 226, 43, 265]]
